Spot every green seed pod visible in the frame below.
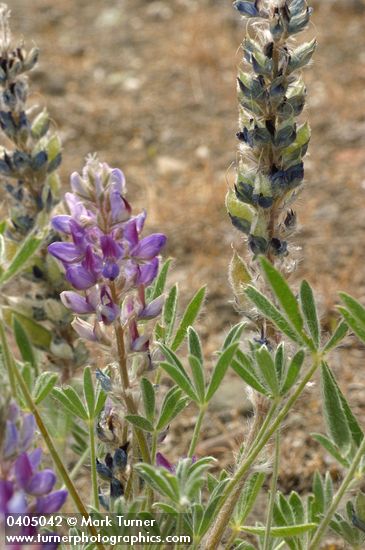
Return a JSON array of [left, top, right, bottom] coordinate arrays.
[[31, 110, 51, 140]]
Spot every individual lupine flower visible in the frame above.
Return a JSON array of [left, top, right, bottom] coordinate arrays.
[[48, 157, 166, 356], [0, 400, 67, 548]]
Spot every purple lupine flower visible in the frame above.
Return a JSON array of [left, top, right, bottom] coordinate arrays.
[[48, 157, 166, 355], [0, 402, 67, 548]]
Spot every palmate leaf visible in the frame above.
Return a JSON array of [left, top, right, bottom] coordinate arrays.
[[83, 366, 95, 418], [245, 285, 304, 344], [13, 317, 37, 371], [33, 371, 58, 404], [338, 293, 365, 343], [255, 346, 279, 396], [163, 284, 179, 343], [260, 257, 305, 338], [320, 362, 352, 455], [205, 342, 239, 401], [323, 320, 348, 353], [156, 386, 185, 431], [135, 464, 179, 502], [233, 472, 266, 524], [171, 286, 206, 351], [280, 349, 305, 395], [141, 377, 156, 423], [300, 280, 320, 348], [0, 225, 47, 287]]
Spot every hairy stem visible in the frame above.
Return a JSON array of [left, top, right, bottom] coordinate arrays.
[[188, 405, 206, 458], [263, 430, 281, 550], [89, 419, 99, 511], [203, 357, 320, 549], [309, 436, 365, 549]]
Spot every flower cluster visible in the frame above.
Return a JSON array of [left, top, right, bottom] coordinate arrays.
[[0, 401, 67, 548], [226, 0, 315, 261], [48, 157, 166, 355]]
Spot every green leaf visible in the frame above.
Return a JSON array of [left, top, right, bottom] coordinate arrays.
[[231, 354, 268, 395], [223, 322, 246, 349], [159, 342, 186, 374], [239, 524, 317, 537], [163, 284, 178, 342], [150, 258, 172, 300], [300, 280, 320, 348], [260, 257, 304, 337], [245, 286, 304, 345], [320, 362, 352, 455], [205, 343, 239, 401], [280, 350, 305, 395], [234, 472, 266, 523], [189, 355, 205, 403], [338, 307, 365, 343], [135, 464, 177, 501], [0, 227, 46, 287], [83, 367, 95, 418], [125, 415, 154, 432], [322, 361, 364, 446], [13, 317, 36, 370], [141, 377, 156, 423], [160, 362, 198, 402], [33, 372, 58, 404], [94, 388, 107, 417], [171, 286, 206, 351], [52, 387, 88, 421], [311, 433, 349, 467], [289, 492, 305, 525], [2, 308, 52, 349], [339, 293, 365, 326], [275, 343, 285, 382], [156, 386, 184, 430], [255, 346, 279, 396], [323, 320, 348, 353], [188, 327, 203, 364]]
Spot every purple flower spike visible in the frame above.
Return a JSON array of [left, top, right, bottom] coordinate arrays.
[[72, 318, 98, 342], [36, 490, 68, 513], [61, 291, 95, 314], [132, 234, 167, 260], [51, 214, 72, 234], [156, 452, 175, 473]]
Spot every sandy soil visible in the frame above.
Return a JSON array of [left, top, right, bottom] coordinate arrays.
[[6, 0, 365, 546]]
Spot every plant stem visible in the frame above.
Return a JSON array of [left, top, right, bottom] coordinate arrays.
[[5, 343, 105, 547], [0, 321, 17, 398], [203, 357, 320, 549], [67, 447, 90, 483], [89, 418, 99, 511], [188, 405, 206, 458], [263, 430, 280, 550], [112, 318, 151, 464], [309, 436, 365, 550]]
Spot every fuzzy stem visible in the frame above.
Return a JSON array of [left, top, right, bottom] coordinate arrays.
[[67, 446, 90, 483], [88, 419, 99, 511], [203, 357, 320, 549], [5, 342, 105, 547], [263, 430, 281, 550], [309, 436, 365, 550], [188, 405, 206, 458]]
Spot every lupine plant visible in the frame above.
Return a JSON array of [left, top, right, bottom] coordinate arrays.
[[1, 1, 365, 549]]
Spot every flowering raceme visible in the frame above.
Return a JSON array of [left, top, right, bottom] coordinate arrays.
[[0, 401, 67, 548], [48, 157, 166, 352]]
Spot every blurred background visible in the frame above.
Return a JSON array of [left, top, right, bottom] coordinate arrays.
[[7, 0, 365, 496]]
